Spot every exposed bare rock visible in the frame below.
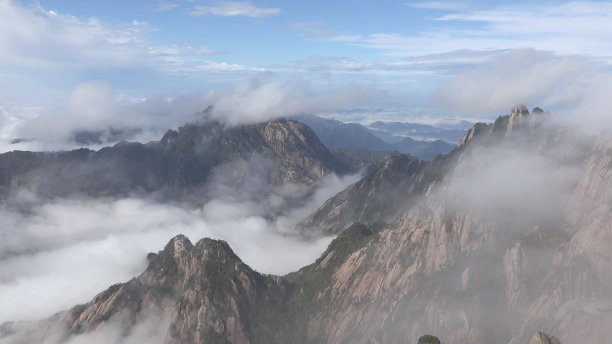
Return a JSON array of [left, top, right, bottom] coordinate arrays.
[[14, 235, 292, 344], [299, 152, 435, 235], [530, 331, 561, 344], [457, 122, 488, 149], [259, 119, 347, 183]]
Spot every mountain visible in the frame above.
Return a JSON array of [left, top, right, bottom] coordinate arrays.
[[368, 120, 472, 143], [3, 106, 610, 343], [291, 114, 456, 160], [392, 136, 455, 160], [292, 114, 395, 151], [330, 147, 395, 172], [0, 119, 348, 200]]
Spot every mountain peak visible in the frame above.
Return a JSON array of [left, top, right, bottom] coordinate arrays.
[[510, 104, 529, 117], [458, 105, 550, 149], [530, 332, 562, 344], [164, 234, 193, 258]]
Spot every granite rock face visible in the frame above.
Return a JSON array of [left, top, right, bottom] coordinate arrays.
[[5, 235, 289, 344], [530, 332, 562, 344]]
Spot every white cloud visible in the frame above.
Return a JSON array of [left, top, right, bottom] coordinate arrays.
[[289, 21, 334, 39], [333, 1, 612, 61], [433, 49, 584, 115], [0, 0, 144, 67], [431, 49, 612, 131], [0, 82, 208, 150], [62, 310, 171, 344], [0, 0, 219, 69], [190, 1, 281, 18], [203, 77, 385, 125], [0, 77, 382, 152], [291, 50, 506, 74], [444, 142, 582, 220], [153, 1, 180, 12], [171, 60, 265, 72], [0, 167, 361, 323], [409, 1, 467, 11]]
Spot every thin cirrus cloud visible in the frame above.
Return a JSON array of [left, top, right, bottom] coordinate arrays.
[[409, 1, 467, 11], [153, 1, 181, 12], [334, 1, 612, 61], [189, 1, 281, 18], [290, 50, 508, 74]]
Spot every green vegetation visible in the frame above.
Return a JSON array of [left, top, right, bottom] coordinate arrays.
[[254, 222, 384, 342], [418, 334, 441, 344]]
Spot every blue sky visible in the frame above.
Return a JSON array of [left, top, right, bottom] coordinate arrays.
[[1, 0, 612, 149]]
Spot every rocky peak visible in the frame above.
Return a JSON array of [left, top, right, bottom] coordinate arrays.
[[259, 119, 348, 181], [28, 235, 282, 344], [510, 104, 530, 117], [169, 234, 193, 255], [299, 152, 430, 235], [160, 129, 179, 145], [530, 332, 562, 344], [505, 104, 529, 134], [457, 105, 550, 149], [144, 235, 240, 283], [457, 122, 489, 148]]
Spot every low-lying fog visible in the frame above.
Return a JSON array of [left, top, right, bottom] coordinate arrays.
[[0, 165, 360, 323]]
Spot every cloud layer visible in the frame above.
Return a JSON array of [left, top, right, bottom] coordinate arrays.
[[0, 77, 381, 152], [431, 49, 612, 131], [204, 77, 383, 125], [0, 157, 360, 323], [190, 1, 281, 18]]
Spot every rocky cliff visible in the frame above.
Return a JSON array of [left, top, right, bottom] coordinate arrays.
[[2, 107, 609, 344]]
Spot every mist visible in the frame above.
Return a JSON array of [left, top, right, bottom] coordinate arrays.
[[203, 77, 382, 125], [433, 49, 612, 133], [443, 131, 584, 223], [374, 108, 609, 343], [0, 77, 381, 153], [0, 153, 361, 324]]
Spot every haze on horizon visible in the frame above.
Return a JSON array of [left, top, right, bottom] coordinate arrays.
[[1, 0, 612, 152]]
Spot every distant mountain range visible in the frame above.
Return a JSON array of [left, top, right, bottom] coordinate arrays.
[[0, 119, 347, 201], [368, 119, 473, 142], [291, 114, 466, 160]]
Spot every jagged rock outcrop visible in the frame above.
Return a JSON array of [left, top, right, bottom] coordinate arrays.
[[299, 149, 458, 235], [4, 235, 291, 344], [530, 331, 561, 344]]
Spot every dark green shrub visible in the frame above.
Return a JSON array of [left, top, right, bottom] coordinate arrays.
[[418, 334, 441, 344]]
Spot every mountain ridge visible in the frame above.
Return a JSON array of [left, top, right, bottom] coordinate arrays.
[[2, 107, 610, 344], [291, 114, 456, 160], [0, 119, 348, 201]]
